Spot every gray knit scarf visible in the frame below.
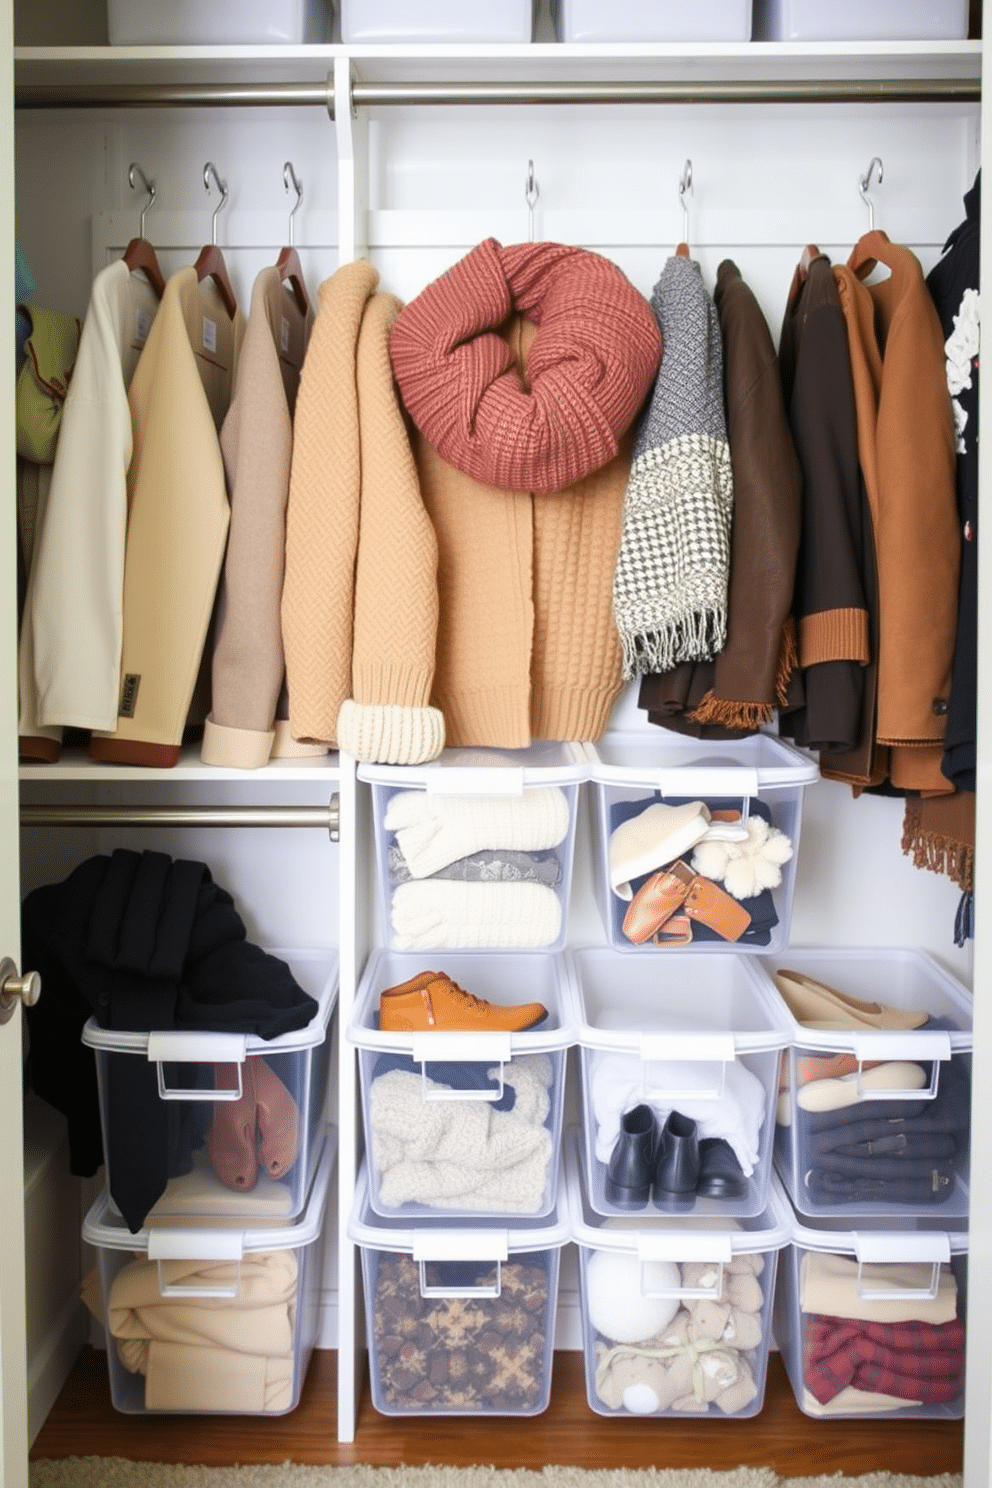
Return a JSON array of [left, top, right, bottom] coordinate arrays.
[[612, 254, 733, 679]]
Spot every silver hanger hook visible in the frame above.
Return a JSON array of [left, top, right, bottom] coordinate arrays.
[[283, 160, 303, 248], [679, 159, 693, 243], [525, 158, 539, 244], [859, 156, 883, 232], [128, 161, 156, 239], [202, 161, 229, 246]]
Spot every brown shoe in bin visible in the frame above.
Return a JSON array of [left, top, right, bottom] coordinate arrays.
[[378, 970, 547, 1033]]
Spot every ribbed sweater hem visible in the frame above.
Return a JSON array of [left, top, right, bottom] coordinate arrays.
[[531, 683, 622, 744], [436, 687, 531, 750]]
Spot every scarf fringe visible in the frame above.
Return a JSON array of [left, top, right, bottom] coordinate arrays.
[[687, 691, 774, 731], [622, 609, 727, 681], [901, 810, 975, 893], [776, 617, 799, 708]]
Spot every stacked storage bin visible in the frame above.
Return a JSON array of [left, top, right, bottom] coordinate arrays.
[[350, 744, 586, 1415], [763, 947, 971, 1420], [81, 949, 339, 1415]]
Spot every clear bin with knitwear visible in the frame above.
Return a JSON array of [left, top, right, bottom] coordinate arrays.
[[565, 1130, 791, 1421], [107, 0, 335, 44], [763, 947, 972, 1222], [774, 1203, 968, 1420], [566, 948, 791, 1220], [751, 0, 967, 40], [339, 0, 536, 42], [349, 1155, 568, 1416], [348, 947, 573, 1221], [553, 0, 753, 41], [82, 1131, 335, 1416], [82, 950, 337, 1225], [358, 744, 588, 955], [585, 733, 819, 955]]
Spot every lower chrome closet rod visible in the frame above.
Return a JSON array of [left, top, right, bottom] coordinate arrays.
[[13, 76, 981, 110], [19, 801, 341, 839]]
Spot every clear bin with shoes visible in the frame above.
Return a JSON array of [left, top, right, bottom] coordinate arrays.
[[348, 947, 573, 1221], [82, 1131, 336, 1416], [358, 744, 588, 955], [82, 950, 337, 1225], [764, 948, 972, 1221], [349, 1154, 568, 1416], [774, 1200, 968, 1420], [565, 1128, 792, 1420], [585, 733, 819, 955], [566, 948, 792, 1220]]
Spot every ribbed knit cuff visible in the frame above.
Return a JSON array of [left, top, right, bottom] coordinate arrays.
[[799, 607, 870, 668], [531, 683, 622, 744], [200, 715, 274, 770], [337, 698, 445, 765]]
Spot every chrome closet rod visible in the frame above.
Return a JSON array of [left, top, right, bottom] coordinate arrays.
[[13, 75, 982, 111], [19, 800, 341, 839]]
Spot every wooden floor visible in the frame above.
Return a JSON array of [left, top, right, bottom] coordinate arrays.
[[31, 1348, 963, 1476]]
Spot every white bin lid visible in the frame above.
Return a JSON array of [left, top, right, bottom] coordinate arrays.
[[82, 1127, 336, 1256], [565, 947, 792, 1056], [586, 731, 820, 796], [564, 1127, 791, 1258], [81, 948, 338, 1059], [788, 1202, 968, 1261], [358, 740, 589, 793], [347, 1156, 570, 1256]]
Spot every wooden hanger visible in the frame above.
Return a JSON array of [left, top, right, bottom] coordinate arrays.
[[123, 163, 166, 298], [276, 161, 310, 317], [195, 162, 238, 319]]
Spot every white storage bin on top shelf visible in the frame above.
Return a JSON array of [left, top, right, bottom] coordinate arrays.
[[349, 1156, 568, 1416], [106, 0, 335, 45], [553, 0, 753, 42], [751, 0, 968, 40], [83, 1132, 336, 1417], [567, 947, 792, 1220], [762, 947, 972, 1222], [565, 1129, 792, 1421], [348, 947, 573, 1222], [358, 743, 588, 955], [774, 1204, 968, 1420], [586, 733, 819, 956], [82, 950, 338, 1224], [339, 0, 536, 43]]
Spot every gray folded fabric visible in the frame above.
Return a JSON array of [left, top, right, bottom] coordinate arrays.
[[388, 843, 562, 888]]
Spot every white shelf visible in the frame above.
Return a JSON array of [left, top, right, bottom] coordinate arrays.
[[18, 744, 341, 785]]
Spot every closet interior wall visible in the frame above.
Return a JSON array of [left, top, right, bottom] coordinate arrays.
[[10, 0, 986, 1461]]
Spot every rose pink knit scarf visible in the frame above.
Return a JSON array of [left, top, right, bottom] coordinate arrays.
[[389, 238, 662, 494]]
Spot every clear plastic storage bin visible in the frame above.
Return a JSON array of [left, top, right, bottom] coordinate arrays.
[[83, 1132, 335, 1416], [565, 1130, 791, 1420], [340, 0, 536, 42], [751, 0, 968, 39], [82, 950, 337, 1223], [586, 733, 818, 955], [567, 948, 791, 1219], [553, 0, 753, 41], [348, 947, 573, 1221], [765, 948, 972, 1222], [358, 743, 588, 955], [349, 1156, 568, 1416], [774, 1205, 968, 1420], [107, 0, 334, 44]]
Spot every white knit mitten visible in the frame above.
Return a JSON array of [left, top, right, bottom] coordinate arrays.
[[390, 878, 562, 949], [384, 787, 570, 878]]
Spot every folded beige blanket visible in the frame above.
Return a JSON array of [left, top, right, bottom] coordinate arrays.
[[799, 1249, 957, 1325]]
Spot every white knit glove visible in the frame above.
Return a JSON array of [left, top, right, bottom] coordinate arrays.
[[384, 787, 571, 878]]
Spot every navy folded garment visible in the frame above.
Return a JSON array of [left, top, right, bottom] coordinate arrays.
[[801, 1058, 971, 1144], [805, 1166, 957, 1205], [807, 1128, 958, 1162]]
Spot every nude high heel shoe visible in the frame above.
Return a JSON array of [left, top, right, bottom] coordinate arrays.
[[773, 968, 929, 1031]]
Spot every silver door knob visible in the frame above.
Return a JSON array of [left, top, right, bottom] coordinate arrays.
[[0, 957, 41, 1025]]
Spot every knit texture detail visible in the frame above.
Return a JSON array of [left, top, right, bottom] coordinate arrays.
[[384, 787, 571, 879], [799, 606, 871, 668], [390, 878, 563, 950], [337, 699, 445, 766], [389, 238, 661, 494], [282, 262, 378, 745], [613, 255, 732, 680]]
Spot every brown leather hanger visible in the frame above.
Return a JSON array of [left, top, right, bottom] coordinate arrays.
[[276, 161, 310, 318], [195, 161, 238, 319], [123, 163, 166, 298]]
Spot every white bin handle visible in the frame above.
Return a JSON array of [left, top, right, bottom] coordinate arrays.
[[410, 1032, 513, 1102], [638, 1033, 737, 1102], [412, 1230, 509, 1298], [847, 1033, 951, 1103], [652, 768, 759, 799], [635, 1235, 732, 1301], [424, 767, 525, 796], [146, 1032, 249, 1101], [852, 1234, 952, 1303], [148, 1229, 245, 1299]]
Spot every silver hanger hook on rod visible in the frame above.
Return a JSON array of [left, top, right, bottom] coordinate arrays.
[[202, 160, 229, 246], [859, 155, 883, 232], [679, 158, 693, 244], [128, 161, 156, 239], [283, 160, 303, 247], [525, 158, 539, 243]]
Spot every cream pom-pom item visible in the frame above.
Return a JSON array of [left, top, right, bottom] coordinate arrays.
[[690, 815, 793, 901]]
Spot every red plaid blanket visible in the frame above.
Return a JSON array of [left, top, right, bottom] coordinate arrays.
[[805, 1314, 965, 1405]]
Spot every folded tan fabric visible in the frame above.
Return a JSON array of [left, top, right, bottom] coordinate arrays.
[[144, 1340, 294, 1412], [799, 1250, 957, 1325]]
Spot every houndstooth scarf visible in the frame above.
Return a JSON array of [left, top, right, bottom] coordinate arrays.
[[613, 254, 733, 679]]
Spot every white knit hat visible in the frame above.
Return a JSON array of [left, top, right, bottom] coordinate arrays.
[[390, 878, 562, 949], [609, 800, 712, 900]]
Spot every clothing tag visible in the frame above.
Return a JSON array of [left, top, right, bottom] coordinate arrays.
[[201, 316, 217, 355], [281, 316, 290, 355], [134, 307, 150, 348], [119, 673, 141, 719]]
